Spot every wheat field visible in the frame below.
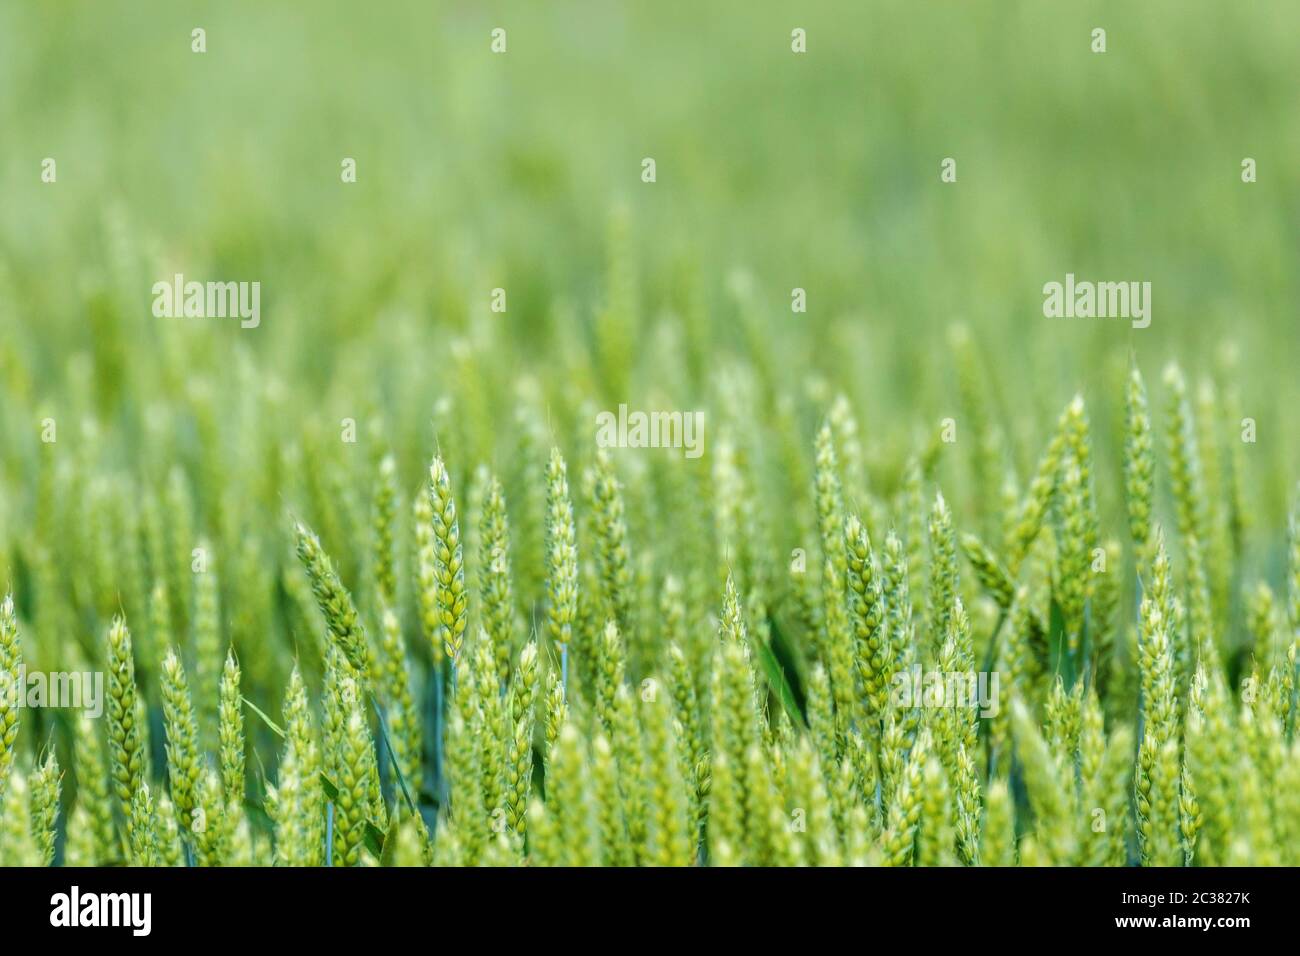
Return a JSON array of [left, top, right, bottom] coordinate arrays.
[[0, 2, 1298, 867]]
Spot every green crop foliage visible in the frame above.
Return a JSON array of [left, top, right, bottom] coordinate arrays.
[[0, 1, 1297, 868]]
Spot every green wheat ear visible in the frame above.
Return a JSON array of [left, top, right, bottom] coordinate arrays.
[[667, 641, 706, 842], [29, 750, 61, 866], [332, 685, 375, 867], [1124, 363, 1155, 565], [980, 778, 1017, 867], [593, 618, 627, 733], [881, 728, 929, 866], [588, 448, 637, 644], [160, 648, 202, 834], [927, 491, 957, 656], [959, 532, 1015, 609], [73, 711, 115, 864], [542, 663, 567, 769], [1163, 362, 1204, 547], [105, 616, 144, 838], [444, 707, 486, 863], [278, 666, 324, 867], [428, 455, 468, 666], [1057, 458, 1089, 655], [191, 539, 222, 751], [544, 447, 579, 657], [640, 684, 692, 866], [916, 755, 955, 867], [218, 649, 246, 804], [480, 472, 518, 685], [295, 521, 371, 681], [0, 594, 21, 799], [591, 732, 630, 865], [407, 487, 442, 673], [844, 514, 888, 718], [273, 744, 314, 867], [468, 637, 505, 826], [129, 781, 160, 867], [376, 605, 422, 798], [64, 804, 99, 867], [1007, 406, 1069, 575], [1010, 700, 1076, 865], [0, 771, 40, 865], [504, 642, 538, 835], [787, 737, 840, 866], [548, 721, 602, 866], [814, 422, 848, 595], [371, 453, 399, 608]]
